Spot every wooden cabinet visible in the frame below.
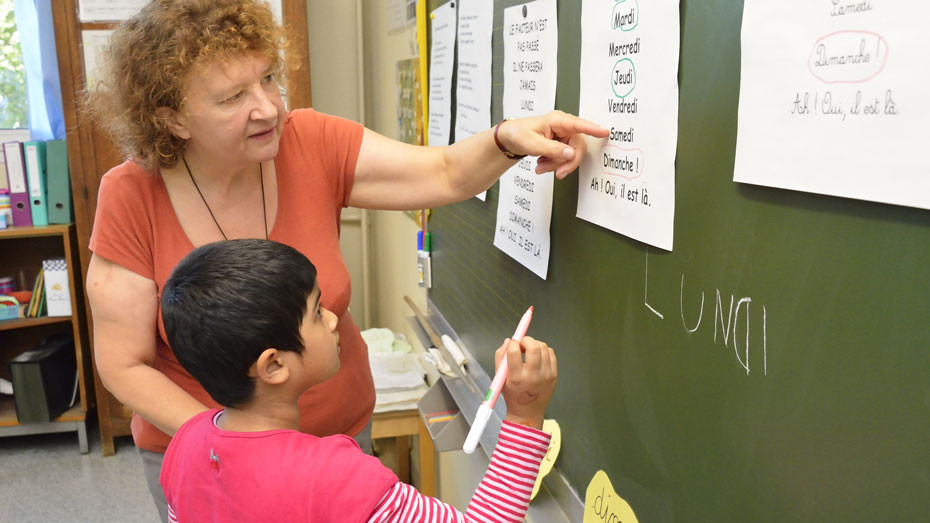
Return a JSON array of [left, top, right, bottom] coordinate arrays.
[[50, 0, 312, 455], [0, 224, 92, 452]]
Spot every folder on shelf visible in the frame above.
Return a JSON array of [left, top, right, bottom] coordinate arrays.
[[3, 141, 32, 227], [0, 154, 7, 192], [24, 141, 48, 227], [45, 140, 73, 224]]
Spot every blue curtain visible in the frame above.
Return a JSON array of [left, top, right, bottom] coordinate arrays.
[[13, 0, 64, 140]]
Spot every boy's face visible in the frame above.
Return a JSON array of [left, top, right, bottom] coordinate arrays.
[[294, 286, 341, 386]]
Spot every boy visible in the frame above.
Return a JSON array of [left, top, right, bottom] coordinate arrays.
[[160, 239, 558, 522]]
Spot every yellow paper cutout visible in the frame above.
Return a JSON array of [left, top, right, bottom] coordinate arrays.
[[530, 419, 561, 500], [583, 470, 638, 523]]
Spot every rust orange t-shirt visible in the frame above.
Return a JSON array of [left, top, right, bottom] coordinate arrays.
[[89, 109, 375, 453]]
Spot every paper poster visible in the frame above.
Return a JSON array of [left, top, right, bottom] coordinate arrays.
[[427, 1, 457, 147], [387, 0, 408, 33], [734, 1, 930, 210], [78, 0, 284, 23], [530, 419, 561, 499], [576, 0, 680, 251], [584, 470, 639, 523], [396, 58, 423, 145], [78, 0, 148, 22], [81, 30, 114, 91], [492, 0, 558, 279], [454, 0, 494, 201], [79, 0, 282, 24]]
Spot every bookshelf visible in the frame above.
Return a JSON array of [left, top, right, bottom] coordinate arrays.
[[0, 224, 92, 452]]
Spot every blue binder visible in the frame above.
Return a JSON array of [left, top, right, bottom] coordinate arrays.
[[23, 141, 48, 227]]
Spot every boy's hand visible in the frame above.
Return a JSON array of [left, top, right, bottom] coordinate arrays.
[[495, 336, 558, 430]]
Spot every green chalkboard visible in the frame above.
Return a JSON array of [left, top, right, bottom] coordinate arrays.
[[427, 0, 930, 520]]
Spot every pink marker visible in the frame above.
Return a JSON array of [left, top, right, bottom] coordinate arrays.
[[463, 306, 533, 454]]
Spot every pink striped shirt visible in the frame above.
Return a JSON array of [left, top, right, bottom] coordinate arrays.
[[367, 421, 551, 523]]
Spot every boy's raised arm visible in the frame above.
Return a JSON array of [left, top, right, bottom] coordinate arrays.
[[366, 337, 558, 522]]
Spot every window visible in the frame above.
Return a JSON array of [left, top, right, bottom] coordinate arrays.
[[0, 0, 28, 130]]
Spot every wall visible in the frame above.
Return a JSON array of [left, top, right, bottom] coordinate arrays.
[[306, 0, 370, 328], [358, 0, 426, 346]]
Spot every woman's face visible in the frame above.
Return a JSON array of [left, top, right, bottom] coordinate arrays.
[[172, 53, 286, 167]]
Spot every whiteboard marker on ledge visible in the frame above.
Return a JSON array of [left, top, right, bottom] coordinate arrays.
[[463, 306, 533, 454]]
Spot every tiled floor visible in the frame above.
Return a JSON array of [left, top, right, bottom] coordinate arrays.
[[0, 422, 159, 522]]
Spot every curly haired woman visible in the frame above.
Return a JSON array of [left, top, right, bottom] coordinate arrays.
[[82, 1, 606, 519]]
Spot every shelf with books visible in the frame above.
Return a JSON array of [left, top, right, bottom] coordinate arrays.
[[0, 315, 72, 332], [0, 224, 92, 453]]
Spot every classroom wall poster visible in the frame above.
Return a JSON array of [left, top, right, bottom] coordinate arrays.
[[427, 1, 457, 147], [576, 0, 680, 251], [78, 0, 282, 22], [454, 0, 494, 201], [492, 0, 558, 279], [396, 58, 423, 146], [734, 1, 930, 210], [81, 30, 114, 91]]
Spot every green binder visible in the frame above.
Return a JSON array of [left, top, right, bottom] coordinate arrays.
[[45, 140, 73, 224]]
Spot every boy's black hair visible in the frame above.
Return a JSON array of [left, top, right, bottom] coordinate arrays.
[[161, 239, 318, 407]]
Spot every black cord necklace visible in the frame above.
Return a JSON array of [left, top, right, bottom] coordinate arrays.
[[182, 156, 268, 241]]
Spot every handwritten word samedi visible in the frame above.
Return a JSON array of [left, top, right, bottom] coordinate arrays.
[[830, 0, 874, 17], [610, 127, 635, 143]]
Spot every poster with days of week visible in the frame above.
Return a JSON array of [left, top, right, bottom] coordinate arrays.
[[576, 0, 681, 251]]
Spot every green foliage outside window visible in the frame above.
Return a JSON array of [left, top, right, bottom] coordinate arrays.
[[0, 0, 28, 129]]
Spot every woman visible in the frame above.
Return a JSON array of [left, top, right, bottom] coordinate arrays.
[[83, 0, 606, 520]]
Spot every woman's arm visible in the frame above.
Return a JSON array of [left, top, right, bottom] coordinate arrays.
[[86, 254, 208, 436], [349, 111, 608, 210]]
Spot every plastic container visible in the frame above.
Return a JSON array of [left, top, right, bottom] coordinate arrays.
[[0, 296, 20, 321], [417, 379, 469, 452]]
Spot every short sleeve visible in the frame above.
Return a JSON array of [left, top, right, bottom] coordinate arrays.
[[286, 109, 363, 208], [88, 167, 156, 280]]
